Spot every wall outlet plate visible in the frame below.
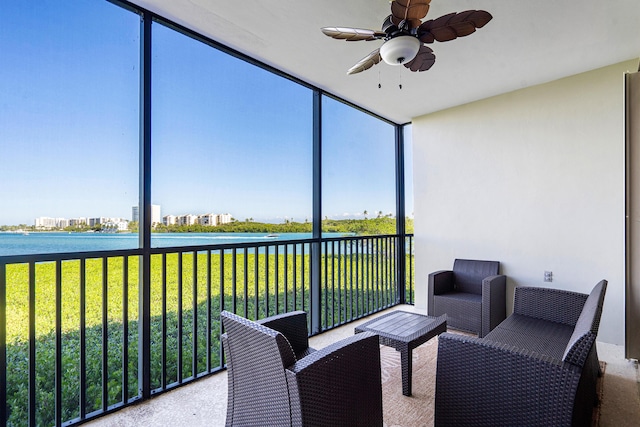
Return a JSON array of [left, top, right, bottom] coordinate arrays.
[[544, 271, 553, 282]]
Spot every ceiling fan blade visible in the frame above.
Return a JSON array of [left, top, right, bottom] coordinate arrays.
[[321, 27, 386, 41], [390, 0, 431, 29], [347, 48, 382, 75], [404, 45, 436, 72], [418, 10, 492, 43]]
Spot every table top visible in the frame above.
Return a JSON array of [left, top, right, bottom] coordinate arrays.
[[354, 310, 447, 345]]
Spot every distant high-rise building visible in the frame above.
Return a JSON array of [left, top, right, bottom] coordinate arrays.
[[132, 205, 161, 225], [217, 213, 232, 225], [198, 213, 218, 226], [178, 214, 199, 226], [163, 215, 177, 226]]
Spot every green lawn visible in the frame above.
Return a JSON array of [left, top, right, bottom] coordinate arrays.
[[3, 250, 412, 426]]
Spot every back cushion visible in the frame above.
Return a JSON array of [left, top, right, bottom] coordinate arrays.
[[562, 280, 607, 365], [453, 259, 500, 294]]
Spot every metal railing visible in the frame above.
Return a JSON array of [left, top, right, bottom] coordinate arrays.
[[0, 234, 414, 426]]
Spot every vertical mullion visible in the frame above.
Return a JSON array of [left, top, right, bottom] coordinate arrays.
[[311, 90, 322, 335], [102, 258, 109, 411], [122, 256, 129, 403], [28, 261, 36, 427], [55, 260, 62, 426], [138, 9, 153, 401], [395, 124, 407, 304]]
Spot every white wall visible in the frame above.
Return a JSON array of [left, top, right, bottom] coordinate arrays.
[[412, 59, 638, 345]]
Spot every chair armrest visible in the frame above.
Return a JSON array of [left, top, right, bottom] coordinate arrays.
[[513, 286, 588, 326], [287, 332, 383, 427], [257, 311, 310, 357], [435, 333, 581, 427], [428, 270, 454, 315], [480, 275, 507, 337]]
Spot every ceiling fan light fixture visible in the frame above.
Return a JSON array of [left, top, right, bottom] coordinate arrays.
[[380, 35, 420, 66]]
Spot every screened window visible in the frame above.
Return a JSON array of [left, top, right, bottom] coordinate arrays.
[[0, 0, 139, 255], [321, 96, 396, 235], [151, 23, 313, 246]]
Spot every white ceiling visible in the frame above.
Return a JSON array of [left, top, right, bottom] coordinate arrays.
[[129, 0, 640, 124]]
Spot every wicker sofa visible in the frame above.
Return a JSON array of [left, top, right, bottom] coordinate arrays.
[[221, 310, 383, 426], [435, 280, 607, 427]]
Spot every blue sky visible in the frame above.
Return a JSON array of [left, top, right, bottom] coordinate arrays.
[[0, 0, 411, 226]]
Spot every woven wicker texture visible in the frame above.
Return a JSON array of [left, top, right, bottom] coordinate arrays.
[[221, 310, 383, 426], [428, 259, 506, 337], [434, 280, 607, 427]]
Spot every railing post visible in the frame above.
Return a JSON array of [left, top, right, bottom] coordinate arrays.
[[395, 125, 407, 304], [310, 91, 322, 334], [138, 10, 152, 400]]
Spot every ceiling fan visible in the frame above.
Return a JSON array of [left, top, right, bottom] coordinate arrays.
[[321, 0, 492, 75]]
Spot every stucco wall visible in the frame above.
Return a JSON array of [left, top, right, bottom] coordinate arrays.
[[412, 59, 638, 345]]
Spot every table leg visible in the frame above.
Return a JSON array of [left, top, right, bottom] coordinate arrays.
[[400, 347, 412, 396]]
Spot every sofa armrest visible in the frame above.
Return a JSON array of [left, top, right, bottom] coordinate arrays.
[[287, 332, 383, 427], [480, 274, 506, 337], [428, 270, 454, 315], [435, 333, 582, 427], [258, 310, 310, 357], [513, 286, 588, 326]]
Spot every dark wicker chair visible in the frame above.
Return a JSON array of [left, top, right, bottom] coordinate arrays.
[[428, 259, 506, 337], [221, 310, 383, 426], [434, 280, 607, 427]]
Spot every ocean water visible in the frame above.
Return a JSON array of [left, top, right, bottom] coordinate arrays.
[[0, 232, 322, 257]]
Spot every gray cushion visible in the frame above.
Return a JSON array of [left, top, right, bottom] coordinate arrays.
[[562, 280, 607, 365]]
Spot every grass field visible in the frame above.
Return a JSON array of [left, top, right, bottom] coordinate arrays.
[[3, 249, 413, 426]]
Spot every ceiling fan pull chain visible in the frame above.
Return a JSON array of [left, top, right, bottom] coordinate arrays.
[[399, 69, 402, 90], [378, 69, 382, 89]]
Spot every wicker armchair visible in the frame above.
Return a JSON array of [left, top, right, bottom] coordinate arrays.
[[221, 310, 383, 426], [435, 280, 607, 427], [428, 259, 506, 337]]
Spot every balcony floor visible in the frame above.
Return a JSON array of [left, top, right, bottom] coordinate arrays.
[[85, 305, 640, 427]]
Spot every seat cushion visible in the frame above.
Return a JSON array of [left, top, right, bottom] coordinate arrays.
[[484, 314, 574, 360], [434, 292, 481, 333]]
